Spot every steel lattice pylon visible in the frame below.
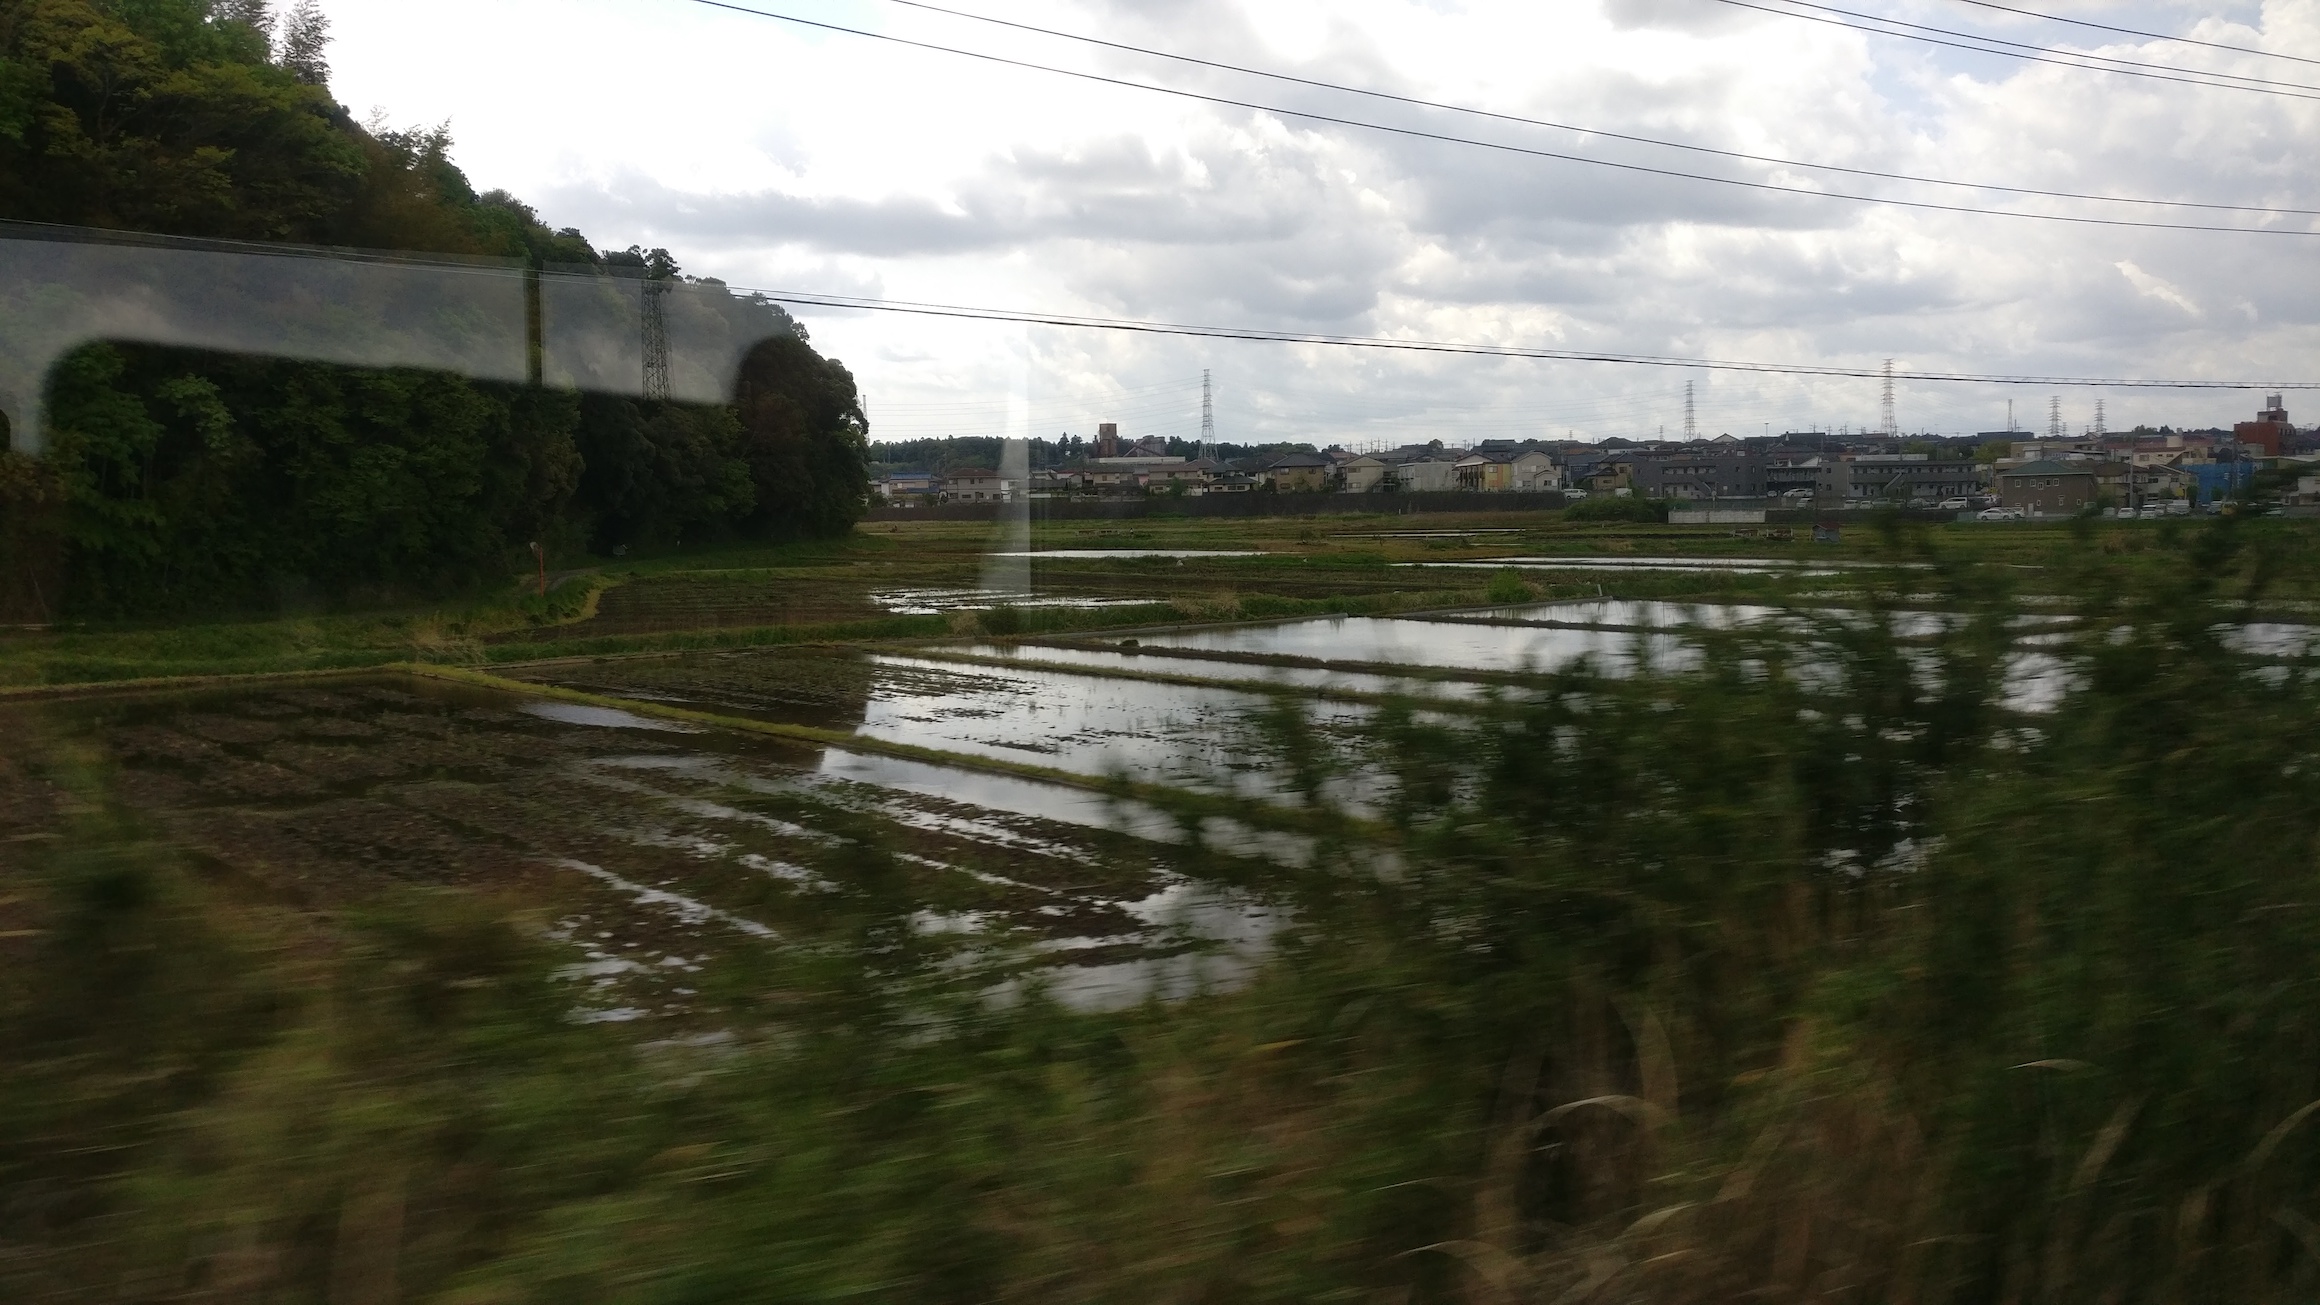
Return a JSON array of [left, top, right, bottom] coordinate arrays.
[[641, 280, 671, 401]]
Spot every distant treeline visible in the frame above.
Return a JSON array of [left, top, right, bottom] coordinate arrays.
[[0, 0, 869, 617]]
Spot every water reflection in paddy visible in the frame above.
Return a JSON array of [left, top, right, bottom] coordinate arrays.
[[1129, 615, 1693, 675], [954, 642, 1487, 700], [1440, 599, 1784, 628], [989, 549, 1260, 559], [859, 655, 1377, 806], [1402, 555, 1852, 576]]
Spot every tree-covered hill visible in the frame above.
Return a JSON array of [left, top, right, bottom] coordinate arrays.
[[0, 0, 869, 618]]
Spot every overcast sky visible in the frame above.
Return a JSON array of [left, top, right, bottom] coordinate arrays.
[[326, 0, 2320, 445]]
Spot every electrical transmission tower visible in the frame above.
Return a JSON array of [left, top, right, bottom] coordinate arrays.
[[1880, 359, 1896, 437], [1683, 380, 1696, 441], [2094, 398, 2107, 438], [641, 280, 671, 402], [1200, 369, 1215, 459], [2048, 396, 2063, 439]]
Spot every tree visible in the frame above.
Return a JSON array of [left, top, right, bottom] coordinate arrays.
[[2, 0, 872, 611], [275, 0, 327, 84], [732, 336, 872, 540], [212, 0, 273, 44]]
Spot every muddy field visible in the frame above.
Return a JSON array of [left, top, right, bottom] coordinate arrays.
[[1, 677, 1279, 1024], [7, 575, 2191, 1032]]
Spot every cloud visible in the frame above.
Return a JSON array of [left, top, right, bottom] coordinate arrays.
[[2114, 260, 2205, 319], [321, 0, 2320, 441]]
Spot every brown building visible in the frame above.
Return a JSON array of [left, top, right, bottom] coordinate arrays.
[[1094, 422, 1121, 458], [2235, 394, 2292, 458], [1265, 451, 1333, 492], [1997, 460, 2100, 516]]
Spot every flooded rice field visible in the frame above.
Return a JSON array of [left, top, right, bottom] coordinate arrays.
[[0, 678, 1281, 1020], [8, 593, 2197, 1031], [512, 648, 1383, 806]]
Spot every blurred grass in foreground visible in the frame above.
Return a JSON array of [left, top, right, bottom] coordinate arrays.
[[8, 514, 2320, 1302]]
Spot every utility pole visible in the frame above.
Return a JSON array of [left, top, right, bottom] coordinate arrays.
[[1200, 369, 1215, 460]]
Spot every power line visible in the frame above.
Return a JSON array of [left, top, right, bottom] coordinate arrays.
[[681, 0, 2320, 237], [871, 0, 2319, 220], [1710, 0, 2320, 100], [741, 283, 2320, 390], [1943, 0, 2320, 69]]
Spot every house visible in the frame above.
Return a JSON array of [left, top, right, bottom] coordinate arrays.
[[1454, 448, 1560, 492], [1339, 454, 1393, 493], [1765, 456, 1837, 500], [1996, 460, 2100, 516], [1389, 448, 1467, 492], [1840, 453, 1984, 502], [941, 468, 1018, 503], [876, 471, 937, 505], [1265, 451, 1334, 492], [1083, 455, 1189, 494], [1563, 454, 1632, 496], [1631, 448, 1767, 499]]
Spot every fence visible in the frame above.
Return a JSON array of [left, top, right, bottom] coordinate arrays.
[[866, 491, 1574, 523]]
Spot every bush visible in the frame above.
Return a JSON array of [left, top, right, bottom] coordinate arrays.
[[1485, 567, 1534, 604]]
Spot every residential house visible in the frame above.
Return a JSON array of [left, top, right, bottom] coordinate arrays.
[[1996, 460, 2100, 516], [941, 468, 1018, 503], [876, 471, 937, 505], [1840, 453, 1984, 502], [1084, 455, 1189, 494], [1339, 454, 1393, 493], [1454, 448, 1560, 492], [1631, 449, 1768, 499], [1389, 448, 1467, 492], [1265, 451, 1334, 492]]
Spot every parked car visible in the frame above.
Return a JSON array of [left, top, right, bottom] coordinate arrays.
[[1977, 506, 2025, 521], [1936, 497, 1972, 511]]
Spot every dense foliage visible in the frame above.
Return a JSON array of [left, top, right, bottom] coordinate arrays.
[[0, 0, 869, 616]]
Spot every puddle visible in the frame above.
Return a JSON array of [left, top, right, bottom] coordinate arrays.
[[2227, 623, 2320, 657], [859, 655, 1377, 805], [522, 701, 706, 732], [1401, 556, 1850, 576], [1021, 883, 1283, 1013], [1430, 599, 1783, 629], [955, 643, 1486, 700], [872, 588, 1156, 615], [988, 549, 1260, 559], [1334, 528, 1526, 538], [1130, 615, 1693, 676]]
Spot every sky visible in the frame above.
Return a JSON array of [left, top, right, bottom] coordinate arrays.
[[324, 0, 2320, 446]]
